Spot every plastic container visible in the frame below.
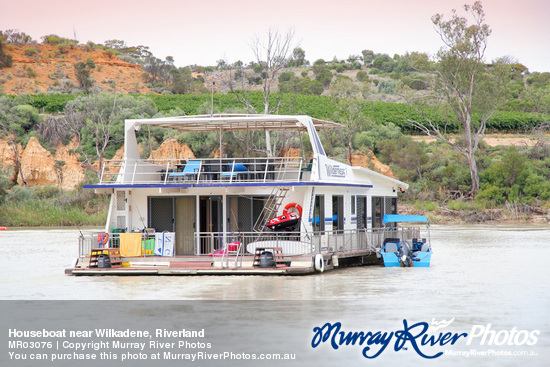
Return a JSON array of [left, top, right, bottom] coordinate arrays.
[[97, 254, 112, 268], [260, 252, 276, 268]]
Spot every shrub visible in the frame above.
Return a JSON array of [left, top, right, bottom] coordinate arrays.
[[8, 187, 37, 202], [315, 69, 333, 87], [278, 71, 293, 83], [0, 39, 13, 68], [402, 76, 429, 90], [24, 47, 38, 56], [336, 65, 346, 73], [354, 122, 402, 152], [377, 79, 397, 94], [25, 66, 37, 78], [356, 70, 368, 82]]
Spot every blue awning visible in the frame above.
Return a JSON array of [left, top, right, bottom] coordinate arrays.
[[383, 214, 429, 225]]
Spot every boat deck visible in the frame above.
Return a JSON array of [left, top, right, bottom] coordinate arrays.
[[65, 249, 381, 276]]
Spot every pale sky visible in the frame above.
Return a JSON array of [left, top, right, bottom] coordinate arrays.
[[2, 0, 549, 72]]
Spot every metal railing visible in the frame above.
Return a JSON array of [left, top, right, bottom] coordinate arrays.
[[194, 228, 389, 256], [76, 227, 405, 258], [78, 231, 156, 257], [99, 157, 314, 185]]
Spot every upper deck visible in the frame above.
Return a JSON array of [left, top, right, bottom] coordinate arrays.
[[87, 114, 408, 191], [99, 156, 314, 186]]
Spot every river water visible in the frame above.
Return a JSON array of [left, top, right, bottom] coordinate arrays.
[[1, 226, 549, 366]]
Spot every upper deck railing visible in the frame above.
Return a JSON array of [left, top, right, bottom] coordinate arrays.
[[99, 157, 315, 185]]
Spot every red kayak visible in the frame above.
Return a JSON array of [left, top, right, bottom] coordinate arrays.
[[266, 213, 300, 231], [0, 227, 6, 231]]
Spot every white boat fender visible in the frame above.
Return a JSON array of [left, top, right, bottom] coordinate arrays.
[[314, 254, 325, 272], [332, 255, 339, 268]]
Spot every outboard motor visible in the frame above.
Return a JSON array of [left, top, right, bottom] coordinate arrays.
[[398, 241, 413, 267]]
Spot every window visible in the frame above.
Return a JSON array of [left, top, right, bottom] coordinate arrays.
[[332, 195, 344, 232], [372, 196, 383, 228], [356, 195, 367, 230], [313, 195, 325, 233]]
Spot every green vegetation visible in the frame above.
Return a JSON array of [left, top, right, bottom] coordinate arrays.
[[0, 182, 109, 226]]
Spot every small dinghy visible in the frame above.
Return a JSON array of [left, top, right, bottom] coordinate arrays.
[[266, 213, 300, 231]]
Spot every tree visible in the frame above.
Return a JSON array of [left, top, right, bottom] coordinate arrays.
[[403, 1, 506, 196], [74, 57, 96, 93], [288, 47, 307, 67], [0, 37, 13, 69], [329, 78, 370, 164], [250, 28, 296, 115], [0, 97, 40, 186], [225, 29, 297, 156], [62, 93, 158, 181]]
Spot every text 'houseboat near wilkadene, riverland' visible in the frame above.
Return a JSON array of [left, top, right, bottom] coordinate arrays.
[[66, 114, 428, 276]]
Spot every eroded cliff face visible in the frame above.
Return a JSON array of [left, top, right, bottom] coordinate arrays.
[[0, 139, 23, 182], [17, 137, 58, 187], [350, 153, 395, 178], [279, 147, 394, 178], [148, 139, 196, 160], [54, 138, 86, 190], [2, 137, 197, 190]]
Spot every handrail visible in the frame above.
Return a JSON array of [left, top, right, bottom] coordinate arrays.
[[97, 157, 312, 185]]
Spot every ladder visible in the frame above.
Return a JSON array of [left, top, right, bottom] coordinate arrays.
[[221, 242, 243, 269], [253, 186, 290, 232]]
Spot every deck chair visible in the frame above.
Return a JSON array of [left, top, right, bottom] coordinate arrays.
[[169, 160, 202, 182], [221, 162, 248, 180]]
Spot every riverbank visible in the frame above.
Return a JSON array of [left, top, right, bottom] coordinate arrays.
[[400, 202, 550, 225], [1, 200, 548, 227]]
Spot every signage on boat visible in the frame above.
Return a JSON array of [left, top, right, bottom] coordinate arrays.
[[310, 318, 540, 359], [325, 164, 347, 178]]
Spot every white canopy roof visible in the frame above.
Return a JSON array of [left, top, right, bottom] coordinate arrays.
[[128, 114, 344, 132]]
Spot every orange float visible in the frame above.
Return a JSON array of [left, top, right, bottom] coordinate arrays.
[[283, 203, 303, 217]]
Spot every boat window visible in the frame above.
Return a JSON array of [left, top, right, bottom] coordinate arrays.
[[351, 195, 356, 215], [356, 195, 368, 230], [372, 196, 383, 228], [390, 197, 397, 215], [227, 195, 265, 233], [386, 197, 397, 215], [313, 195, 325, 233], [332, 195, 344, 232]]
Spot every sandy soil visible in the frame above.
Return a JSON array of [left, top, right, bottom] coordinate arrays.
[[412, 133, 546, 147], [0, 44, 149, 94]]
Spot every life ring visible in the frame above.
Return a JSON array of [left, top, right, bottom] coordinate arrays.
[[314, 254, 325, 273], [283, 202, 303, 217], [97, 232, 109, 247]]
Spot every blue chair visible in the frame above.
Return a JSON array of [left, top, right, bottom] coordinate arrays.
[[221, 162, 248, 180], [169, 160, 202, 182]]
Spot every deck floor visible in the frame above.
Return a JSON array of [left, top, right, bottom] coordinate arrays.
[[66, 249, 380, 276]]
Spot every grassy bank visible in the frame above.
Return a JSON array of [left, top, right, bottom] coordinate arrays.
[[0, 187, 109, 227], [0, 201, 108, 227]]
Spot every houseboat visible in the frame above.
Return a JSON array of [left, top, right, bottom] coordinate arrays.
[[66, 114, 409, 275]]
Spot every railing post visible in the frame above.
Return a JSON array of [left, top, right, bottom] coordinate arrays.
[[132, 161, 138, 184], [164, 161, 170, 185]]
